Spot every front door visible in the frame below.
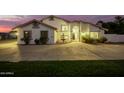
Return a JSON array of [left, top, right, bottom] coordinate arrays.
[[72, 33, 76, 40], [40, 31, 48, 44], [71, 26, 79, 41]]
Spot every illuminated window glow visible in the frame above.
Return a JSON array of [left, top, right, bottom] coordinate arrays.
[[62, 25, 68, 31], [90, 32, 99, 39]]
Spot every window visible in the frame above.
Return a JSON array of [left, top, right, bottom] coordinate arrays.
[[62, 25, 68, 31], [90, 32, 99, 39], [24, 31, 32, 39], [72, 26, 79, 33], [32, 22, 39, 28], [40, 31, 48, 44], [40, 31, 48, 38]]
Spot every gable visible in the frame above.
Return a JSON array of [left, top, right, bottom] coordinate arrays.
[[12, 19, 57, 30], [41, 15, 70, 23], [42, 16, 70, 30], [20, 23, 52, 31]]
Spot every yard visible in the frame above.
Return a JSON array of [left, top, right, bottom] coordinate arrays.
[[0, 60, 124, 77], [0, 40, 124, 76], [0, 40, 124, 62]]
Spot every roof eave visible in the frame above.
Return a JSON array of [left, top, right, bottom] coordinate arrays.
[[12, 19, 57, 30]]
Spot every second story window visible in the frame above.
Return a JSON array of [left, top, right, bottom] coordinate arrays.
[[62, 25, 68, 31], [32, 22, 39, 28]]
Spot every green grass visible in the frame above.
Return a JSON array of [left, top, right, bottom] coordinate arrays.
[[0, 60, 124, 77]]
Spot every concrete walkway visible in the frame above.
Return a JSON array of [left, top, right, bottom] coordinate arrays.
[[0, 40, 124, 62]]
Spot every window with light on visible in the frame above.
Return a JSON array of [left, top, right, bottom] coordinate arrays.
[[62, 25, 68, 31], [90, 32, 99, 39]]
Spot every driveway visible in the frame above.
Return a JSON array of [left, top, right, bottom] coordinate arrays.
[[0, 40, 124, 62]]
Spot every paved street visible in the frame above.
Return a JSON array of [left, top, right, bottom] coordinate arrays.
[[0, 40, 124, 62]]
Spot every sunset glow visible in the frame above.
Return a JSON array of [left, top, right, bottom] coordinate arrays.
[[0, 26, 12, 32], [0, 15, 122, 33]]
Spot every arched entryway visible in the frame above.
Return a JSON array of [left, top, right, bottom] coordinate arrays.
[[71, 26, 80, 42]]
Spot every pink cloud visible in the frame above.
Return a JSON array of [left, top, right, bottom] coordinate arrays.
[[0, 15, 123, 32], [0, 26, 12, 32]]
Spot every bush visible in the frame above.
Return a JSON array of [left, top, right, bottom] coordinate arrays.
[[40, 37, 48, 44], [82, 36, 97, 43], [34, 39, 40, 45], [98, 37, 108, 43], [21, 37, 31, 45], [82, 36, 107, 44]]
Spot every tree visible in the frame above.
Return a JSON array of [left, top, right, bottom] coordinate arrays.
[[96, 16, 124, 34], [96, 20, 104, 27], [114, 16, 124, 24]]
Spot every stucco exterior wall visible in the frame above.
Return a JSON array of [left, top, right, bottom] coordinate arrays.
[[13, 28, 24, 44], [42, 17, 71, 43], [89, 24, 105, 38], [80, 23, 90, 40], [42, 17, 69, 30], [15, 23, 56, 44], [89, 25, 100, 32], [81, 23, 90, 32]]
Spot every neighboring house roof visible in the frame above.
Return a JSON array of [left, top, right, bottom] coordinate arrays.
[[41, 15, 71, 23], [12, 19, 57, 30]]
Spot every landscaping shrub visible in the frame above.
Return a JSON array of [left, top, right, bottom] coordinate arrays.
[[98, 37, 108, 43], [40, 37, 48, 44], [82, 36, 107, 44], [21, 37, 31, 45], [34, 39, 40, 45], [82, 36, 97, 43]]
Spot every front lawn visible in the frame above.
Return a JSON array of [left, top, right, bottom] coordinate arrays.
[[0, 60, 124, 77]]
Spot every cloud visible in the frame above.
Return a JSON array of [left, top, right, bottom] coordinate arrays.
[[0, 25, 12, 32], [0, 15, 123, 32], [0, 15, 29, 21], [0, 15, 43, 32]]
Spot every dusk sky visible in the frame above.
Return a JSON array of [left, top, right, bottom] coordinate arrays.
[[0, 15, 120, 32]]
